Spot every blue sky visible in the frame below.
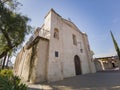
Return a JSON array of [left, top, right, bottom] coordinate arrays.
[[17, 0, 120, 58]]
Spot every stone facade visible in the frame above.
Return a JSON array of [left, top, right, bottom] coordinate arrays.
[[14, 9, 96, 83]]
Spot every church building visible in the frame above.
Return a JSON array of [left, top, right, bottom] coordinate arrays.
[[14, 9, 96, 83]]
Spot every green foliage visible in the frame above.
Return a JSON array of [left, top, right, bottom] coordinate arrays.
[[0, 69, 28, 90], [110, 31, 120, 60], [0, 69, 13, 77], [0, 0, 32, 59]]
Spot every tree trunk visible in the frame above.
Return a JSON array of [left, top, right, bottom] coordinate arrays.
[[6, 54, 10, 68], [0, 44, 15, 59], [2, 54, 7, 69]]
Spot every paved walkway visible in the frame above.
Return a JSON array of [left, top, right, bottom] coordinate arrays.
[[28, 70, 120, 90]]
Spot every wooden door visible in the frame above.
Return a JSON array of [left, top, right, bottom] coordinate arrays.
[[74, 55, 81, 75]]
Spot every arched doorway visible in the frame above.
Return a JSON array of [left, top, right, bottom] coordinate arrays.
[[74, 55, 81, 75]]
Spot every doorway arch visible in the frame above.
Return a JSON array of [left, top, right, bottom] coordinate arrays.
[[74, 55, 81, 75]]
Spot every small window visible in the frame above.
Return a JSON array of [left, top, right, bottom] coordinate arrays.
[[54, 28, 59, 39], [80, 49, 83, 53], [88, 45, 90, 51], [55, 51, 59, 57], [72, 34, 77, 45]]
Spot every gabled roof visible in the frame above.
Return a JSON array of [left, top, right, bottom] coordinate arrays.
[[45, 8, 61, 19], [45, 8, 84, 35], [62, 18, 83, 34]]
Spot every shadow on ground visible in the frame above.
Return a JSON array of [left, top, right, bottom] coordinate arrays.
[[28, 70, 120, 90]]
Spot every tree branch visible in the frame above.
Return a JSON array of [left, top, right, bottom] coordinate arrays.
[[0, 44, 16, 58], [0, 28, 12, 48], [0, 0, 10, 5]]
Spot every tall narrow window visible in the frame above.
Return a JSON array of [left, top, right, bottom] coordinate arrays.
[[80, 49, 83, 53], [54, 28, 59, 39], [55, 51, 59, 57], [88, 45, 90, 51], [73, 34, 77, 45]]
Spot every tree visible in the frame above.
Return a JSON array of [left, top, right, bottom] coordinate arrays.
[[0, 0, 32, 68], [110, 31, 120, 60]]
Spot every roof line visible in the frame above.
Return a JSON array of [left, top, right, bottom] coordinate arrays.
[[44, 8, 61, 19]]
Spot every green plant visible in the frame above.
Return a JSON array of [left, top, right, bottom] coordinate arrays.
[[0, 69, 13, 77], [110, 31, 120, 60], [0, 69, 27, 90]]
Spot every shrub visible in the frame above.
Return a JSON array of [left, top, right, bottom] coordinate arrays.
[[0, 69, 13, 77], [0, 69, 27, 90]]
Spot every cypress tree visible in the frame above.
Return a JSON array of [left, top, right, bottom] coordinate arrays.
[[110, 31, 120, 60]]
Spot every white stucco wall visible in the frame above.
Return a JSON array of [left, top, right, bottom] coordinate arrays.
[[33, 38, 49, 83], [20, 49, 31, 81], [82, 34, 96, 73], [14, 9, 96, 83], [46, 10, 64, 82], [46, 9, 96, 81], [14, 47, 32, 81]]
